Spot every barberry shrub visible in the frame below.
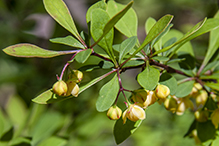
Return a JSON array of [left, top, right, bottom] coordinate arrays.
[[3, 0, 219, 145]]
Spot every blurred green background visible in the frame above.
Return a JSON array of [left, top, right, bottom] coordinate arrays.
[[0, 0, 218, 145]]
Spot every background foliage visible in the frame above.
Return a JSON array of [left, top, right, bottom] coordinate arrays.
[[0, 0, 218, 145]]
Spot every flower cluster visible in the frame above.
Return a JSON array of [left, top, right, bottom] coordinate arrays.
[[52, 70, 83, 97]]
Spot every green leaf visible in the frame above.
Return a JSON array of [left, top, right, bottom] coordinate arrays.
[[201, 72, 219, 80], [203, 12, 219, 66], [38, 136, 67, 146], [107, 0, 137, 37], [86, 0, 107, 23], [197, 120, 216, 142], [43, 0, 80, 40], [9, 137, 31, 146], [50, 36, 85, 49], [152, 56, 169, 62], [175, 81, 195, 98], [137, 66, 160, 90], [125, 15, 173, 66], [0, 109, 12, 139], [90, 8, 115, 63], [145, 17, 156, 35], [211, 135, 219, 146], [159, 73, 178, 95], [75, 49, 92, 63], [96, 74, 119, 112], [99, 61, 114, 69], [5, 95, 27, 128], [31, 112, 63, 145], [119, 36, 137, 64], [122, 60, 145, 68], [205, 82, 219, 91], [114, 118, 142, 145], [184, 120, 196, 137], [200, 61, 219, 75], [3, 43, 77, 58]]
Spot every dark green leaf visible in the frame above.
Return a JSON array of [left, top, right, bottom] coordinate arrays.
[[119, 36, 137, 64], [10, 137, 31, 146], [175, 81, 195, 98], [3, 44, 76, 58], [43, 0, 80, 40], [137, 66, 160, 90], [0, 127, 13, 141], [197, 120, 216, 142], [114, 118, 142, 145], [50, 36, 85, 49], [107, 0, 137, 37], [96, 74, 119, 112], [86, 0, 107, 23], [204, 97, 218, 110], [75, 49, 92, 63], [159, 73, 178, 95]]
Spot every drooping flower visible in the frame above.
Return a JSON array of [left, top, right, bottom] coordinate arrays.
[[107, 105, 122, 120], [164, 96, 178, 113], [122, 104, 146, 124], [52, 80, 68, 96], [194, 110, 209, 122], [68, 70, 83, 83], [155, 84, 170, 100], [66, 81, 79, 97]]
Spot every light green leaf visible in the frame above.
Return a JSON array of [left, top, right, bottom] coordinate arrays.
[[96, 74, 119, 112], [3, 43, 77, 58], [203, 12, 219, 65], [119, 36, 137, 64], [5, 95, 27, 128], [205, 82, 219, 91], [124, 15, 173, 67], [137, 66, 160, 90], [200, 61, 219, 75], [90, 8, 115, 63], [38, 136, 67, 146], [43, 0, 80, 40], [86, 0, 107, 23], [175, 81, 195, 97], [159, 73, 178, 95], [145, 17, 156, 35], [122, 60, 145, 68], [75, 49, 92, 63], [50, 36, 85, 49], [107, 0, 137, 37], [9, 137, 31, 146], [152, 56, 169, 62], [31, 112, 63, 145], [200, 72, 219, 80], [114, 118, 142, 145]]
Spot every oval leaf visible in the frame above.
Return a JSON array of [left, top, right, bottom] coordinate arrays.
[[197, 120, 216, 142], [137, 66, 160, 90], [159, 73, 177, 95], [175, 81, 195, 98], [75, 49, 92, 63], [43, 0, 80, 40], [50, 36, 85, 49], [3, 43, 76, 58], [96, 74, 119, 112], [107, 0, 137, 37]]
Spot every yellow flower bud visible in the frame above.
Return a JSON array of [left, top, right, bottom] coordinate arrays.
[[194, 110, 209, 122], [143, 90, 157, 108], [195, 90, 208, 107], [155, 84, 170, 99], [66, 81, 79, 97], [107, 105, 122, 120], [164, 96, 178, 113], [191, 130, 201, 144], [176, 97, 194, 115], [131, 89, 147, 108], [122, 104, 145, 124], [211, 108, 219, 129], [68, 70, 83, 83], [52, 80, 68, 96]]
